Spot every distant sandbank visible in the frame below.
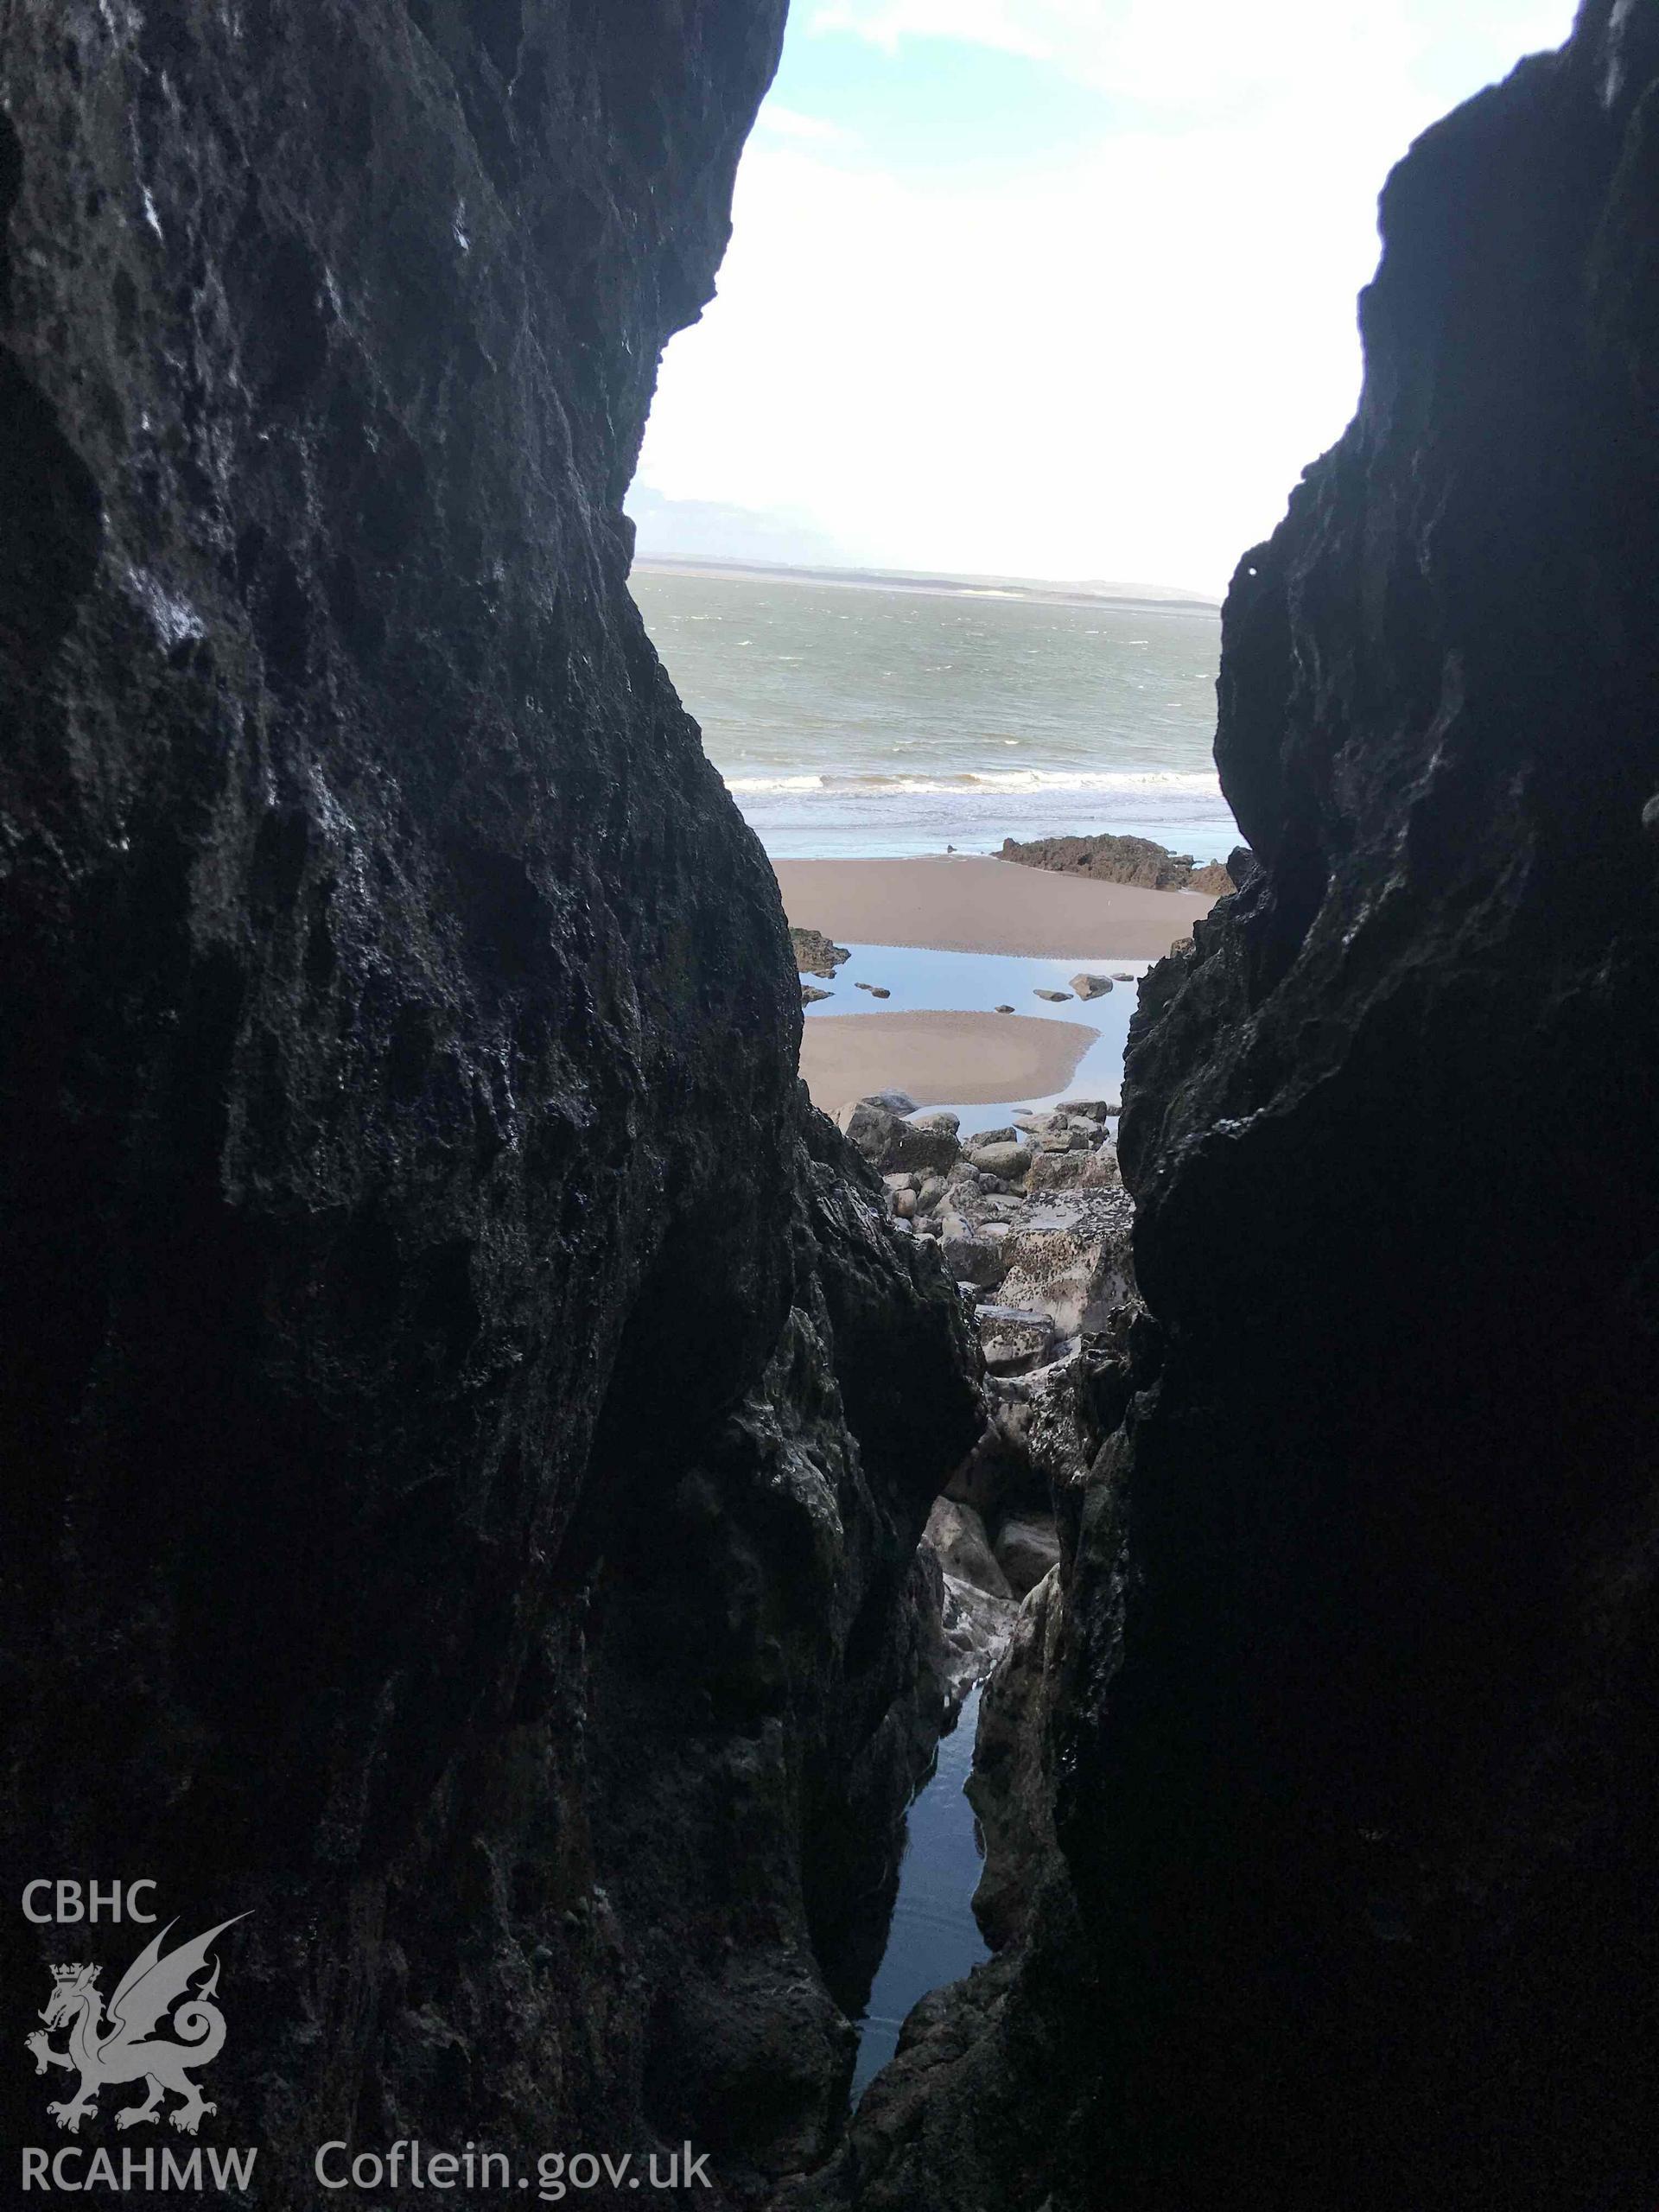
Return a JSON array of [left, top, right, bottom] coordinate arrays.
[[634, 555, 1220, 616], [773, 855, 1214, 960], [797, 1008, 1095, 1114]]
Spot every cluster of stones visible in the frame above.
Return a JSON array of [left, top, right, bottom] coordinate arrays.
[[836, 1089, 1127, 1365], [791, 926, 851, 1004], [836, 1088, 1138, 1697]]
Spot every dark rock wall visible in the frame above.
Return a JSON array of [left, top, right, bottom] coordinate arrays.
[[0, 1, 982, 2196], [815, 6, 1659, 2207]]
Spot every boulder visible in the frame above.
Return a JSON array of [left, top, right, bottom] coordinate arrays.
[[1057, 1099, 1110, 1122], [964, 1125, 1019, 1147], [934, 1573, 1020, 1704], [791, 925, 851, 977], [966, 1141, 1028, 1182], [1069, 973, 1113, 999], [940, 1215, 1008, 1291], [924, 1497, 1014, 1600], [994, 1513, 1062, 1599], [1034, 988, 1072, 1002], [801, 985, 833, 1006], [976, 1305, 1056, 1376], [837, 1099, 958, 1175], [1021, 1152, 1086, 1192], [997, 1219, 1135, 1338], [965, 1565, 1065, 1949], [1024, 1147, 1125, 1193], [912, 1111, 961, 1136], [1187, 860, 1233, 895]]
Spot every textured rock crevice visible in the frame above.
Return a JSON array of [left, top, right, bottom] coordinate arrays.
[[815, 8, 1659, 2207], [0, 3, 984, 2198]]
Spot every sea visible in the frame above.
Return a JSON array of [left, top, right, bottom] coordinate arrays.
[[630, 562, 1237, 863]]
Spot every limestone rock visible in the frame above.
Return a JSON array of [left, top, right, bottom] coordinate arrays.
[[863, 1088, 920, 1116], [828, 12, 1659, 2204], [0, 4, 994, 2187], [976, 1306, 1055, 1377], [838, 1098, 958, 1175], [997, 1218, 1135, 1338], [934, 1573, 1021, 1705], [1000, 831, 1226, 893], [965, 1141, 1028, 1181], [1069, 973, 1113, 998], [1025, 1146, 1122, 1195], [923, 1497, 1014, 1601], [965, 1565, 1066, 1949], [791, 926, 852, 978], [912, 1110, 961, 1137], [940, 1213, 1007, 1291], [993, 1514, 1062, 1599]]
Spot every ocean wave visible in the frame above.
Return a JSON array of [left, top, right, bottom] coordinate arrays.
[[720, 767, 1221, 798]]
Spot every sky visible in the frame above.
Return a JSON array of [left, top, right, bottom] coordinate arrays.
[[630, 0, 1580, 598]]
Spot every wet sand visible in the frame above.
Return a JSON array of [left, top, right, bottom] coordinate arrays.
[[774, 855, 1212, 958], [798, 1008, 1096, 1115]]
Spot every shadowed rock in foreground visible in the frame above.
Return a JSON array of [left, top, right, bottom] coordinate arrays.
[[804, 7, 1659, 2207], [0, 4, 983, 2196]]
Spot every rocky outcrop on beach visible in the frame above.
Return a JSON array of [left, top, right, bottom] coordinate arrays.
[[808, 10, 1659, 2209], [1000, 830, 1236, 891], [791, 925, 852, 978], [0, 7, 986, 2198]]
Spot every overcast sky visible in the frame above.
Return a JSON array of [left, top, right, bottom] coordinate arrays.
[[632, 0, 1580, 597]]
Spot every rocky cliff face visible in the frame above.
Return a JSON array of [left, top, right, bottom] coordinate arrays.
[[813, 6, 1659, 2206], [0, 3, 982, 2196]]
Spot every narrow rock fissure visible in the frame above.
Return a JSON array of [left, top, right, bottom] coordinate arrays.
[[848, 1680, 991, 2104]]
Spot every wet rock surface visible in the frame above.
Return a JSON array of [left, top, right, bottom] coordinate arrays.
[[1000, 830, 1237, 891], [0, 8, 984, 2201], [805, 10, 1659, 2208]]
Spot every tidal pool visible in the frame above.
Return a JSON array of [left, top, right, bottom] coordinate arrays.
[[851, 1683, 992, 2101]]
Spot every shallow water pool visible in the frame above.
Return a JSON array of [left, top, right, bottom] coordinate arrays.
[[851, 1683, 992, 2101], [801, 940, 1147, 1126]]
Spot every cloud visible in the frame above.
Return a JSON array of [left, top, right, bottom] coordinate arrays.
[[637, 2, 1580, 594], [810, 0, 1051, 62], [809, 0, 1573, 115], [755, 104, 856, 146]]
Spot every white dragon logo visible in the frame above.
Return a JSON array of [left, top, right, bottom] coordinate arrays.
[[25, 1916, 247, 2137]]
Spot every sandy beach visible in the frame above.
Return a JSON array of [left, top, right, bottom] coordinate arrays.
[[798, 1008, 1097, 1113], [780, 855, 1214, 1113], [774, 855, 1213, 959]]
